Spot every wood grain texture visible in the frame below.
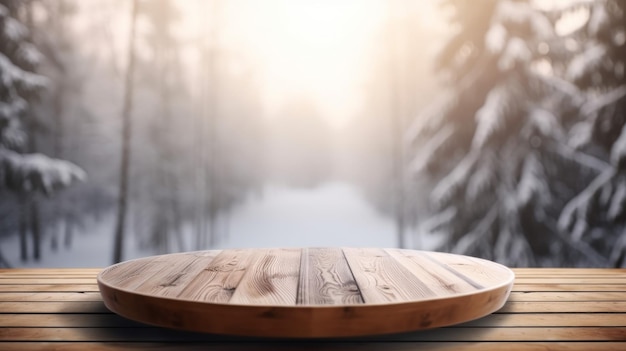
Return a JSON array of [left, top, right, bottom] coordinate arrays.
[[385, 249, 478, 295], [0, 284, 100, 292], [507, 291, 626, 301], [229, 248, 301, 305], [2, 267, 626, 350], [342, 248, 436, 303], [176, 249, 252, 302], [297, 248, 363, 305], [4, 312, 626, 328], [97, 254, 170, 289], [136, 251, 218, 298], [512, 283, 626, 291], [424, 251, 510, 287], [96, 248, 514, 337], [3, 326, 626, 342]]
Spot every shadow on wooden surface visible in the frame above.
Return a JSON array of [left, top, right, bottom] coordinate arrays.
[[60, 299, 494, 349]]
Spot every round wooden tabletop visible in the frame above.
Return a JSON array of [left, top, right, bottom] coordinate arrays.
[[97, 248, 514, 338]]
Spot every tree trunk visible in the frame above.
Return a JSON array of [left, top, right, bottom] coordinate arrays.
[[387, 2, 406, 249], [195, 36, 208, 250], [51, 0, 68, 254], [50, 223, 58, 251], [22, 0, 42, 261], [64, 213, 73, 248], [30, 197, 41, 260], [0, 250, 11, 268], [195, 1, 220, 249], [112, 0, 138, 264], [27, 108, 42, 261], [170, 193, 184, 252], [19, 195, 28, 262], [206, 0, 220, 247]]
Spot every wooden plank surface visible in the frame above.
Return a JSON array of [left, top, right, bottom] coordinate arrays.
[[2, 326, 626, 342], [4, 299, 626, 314], [136, 251, 218, 298], [4, 311, 626, 328], [342, 248, 437, 303], [229, 248, 301, 305], [176, 249, 253, 302], [96, 248, 513, 337], [297, 248, 363, 305], [2, 261, 626, 349]]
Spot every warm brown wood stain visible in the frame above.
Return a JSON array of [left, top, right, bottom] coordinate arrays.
[[2, 266, 625, 350], [96, 248, 514, 337]]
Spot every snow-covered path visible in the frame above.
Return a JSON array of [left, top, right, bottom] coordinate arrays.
[[214, 182, 397, 249], [1, 182, 399, 268]]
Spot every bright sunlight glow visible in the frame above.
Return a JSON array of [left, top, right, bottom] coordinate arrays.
[[216, 0, 387, 128]]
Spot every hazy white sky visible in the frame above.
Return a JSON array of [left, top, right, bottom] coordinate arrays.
[[225, 0, 385, 128], [177, 0, 386, 129], [74, 0, 444, 129], [180, 0, 444, 129]]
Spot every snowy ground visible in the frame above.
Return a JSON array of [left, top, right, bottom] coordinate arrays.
[[214, 182, 397, 249], [0, 182, 433, 268]]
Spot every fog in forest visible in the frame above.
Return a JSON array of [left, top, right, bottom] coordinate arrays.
[[1, 0, 625, 268]]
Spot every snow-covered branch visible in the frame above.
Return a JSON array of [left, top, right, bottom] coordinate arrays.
[[451, 205, 498, 255], [557, 167, 615, 237], [0, 149, 86, 194], [581, 86, 626, 117], [546, 140, 610, 172]]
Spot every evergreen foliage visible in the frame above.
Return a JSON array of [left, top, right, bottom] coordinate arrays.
[[0, 0, 84, 194], [408, 0, 626, 267]]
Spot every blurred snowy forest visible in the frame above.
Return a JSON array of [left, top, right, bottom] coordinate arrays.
[[1, 0, 625, 268]]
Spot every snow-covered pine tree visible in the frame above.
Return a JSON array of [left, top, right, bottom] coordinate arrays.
[[0, 0, 84, 194], [407, 0, 605, 266], [555, 0, 626, 267]]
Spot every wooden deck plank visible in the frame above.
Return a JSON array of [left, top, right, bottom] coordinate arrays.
[[6, 282, 626, 293], [0, 314, 146, 327], [2, 267, 624, 275], [1, 266, 624, 348], [512, 284, 626, 292], [3, 312, 626, 328], [0, 272, 99, 279], [0, 301, 108, 313], [6, 290, 623, 303], [461, 313, 626, 327], [4, 299, 626, 314], [380, 327, 626, 342], [2, 326, 626, 342], [512, 273, 626, 278], [508, 291, 626, 301], [0, 284, 100, 292], [296, 248, 363, 305], [0, 292, 103, 301], [498, 301, 626, 313], [512, 268, 626, 273], [0, 270, 100, 276], [512, 278, 626, 284], [0, 278, 97, 284], [0, 342, 624, 351]]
